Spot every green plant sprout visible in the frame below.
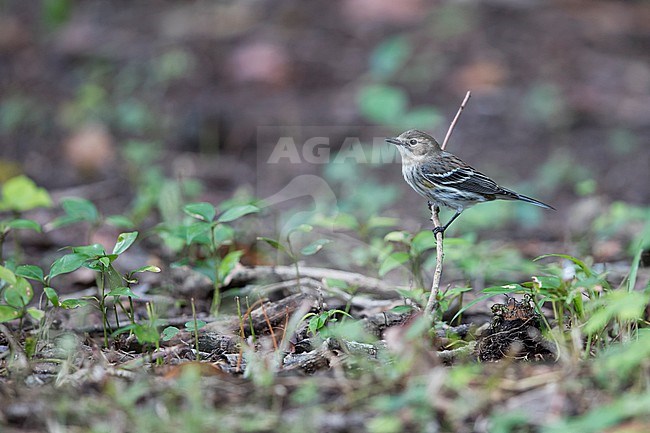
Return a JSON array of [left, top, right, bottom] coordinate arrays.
[[46, 231, 159, 347], [381, 229, 437, 292], [0, 175, 52, 262], [301, 309, 353, 338], [159, 201, 260, 314], [258, 223, 331, 290], [49, 197, 135, 243]]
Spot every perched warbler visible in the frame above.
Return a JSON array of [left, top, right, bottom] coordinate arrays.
[[386, 129, 554, 235]]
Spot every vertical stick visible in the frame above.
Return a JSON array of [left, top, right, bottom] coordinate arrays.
[[424, 91, 471, 316]]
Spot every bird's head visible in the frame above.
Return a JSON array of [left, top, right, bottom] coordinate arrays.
[[385, 129, 442, 158]]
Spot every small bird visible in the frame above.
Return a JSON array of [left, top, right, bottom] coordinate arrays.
[[386, 129, 554, 235]]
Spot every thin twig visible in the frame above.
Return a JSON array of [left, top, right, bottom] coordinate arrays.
[[441, 91, 471, 150], [425, 91, 472, 316]]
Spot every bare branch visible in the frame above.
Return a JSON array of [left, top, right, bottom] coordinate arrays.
[[425, 91, 472, 316], [441, 91, 471, 150]]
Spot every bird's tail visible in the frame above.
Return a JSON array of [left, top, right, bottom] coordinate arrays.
[[499, 189, 555, 210]]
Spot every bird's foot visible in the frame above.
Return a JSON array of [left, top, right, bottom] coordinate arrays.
[[432, 226, 445, 237]]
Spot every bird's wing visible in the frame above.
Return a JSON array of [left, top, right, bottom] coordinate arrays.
[[420, 153, 503, 195]]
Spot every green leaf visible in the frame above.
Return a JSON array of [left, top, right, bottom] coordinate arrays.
[[390, 305, 416, 314], [72, 244, 106, 257], [15, 265, 44, 283], [161, 326, 180, 341], [6, 218, 41, 232], [184, 320, 207, 332], [132, 265, 161, 274], [61, 197, 99, 222], [535, 254, 593, 277], [133, 324, 160, 344], [112, 231, 139, 255], [0, 265, 17, 284], [300, 239, 331, 256], [49, 253, 89, 279], [0, 305, 20, 322], [411, 230, 437, 255], [379, 251, 410, 276], [183, 202, 216, 222], [370, 35, 411, 80], [257, 237, 285, 252], [212, 224, 235, 247], [0, 175, 52, 212], [366, 215, 398, 230], [60, 298, 88, 309], [106, 286, 139, 298], [185, 221, 211, 245], [4, 277, 33, 307], [384, 231, 410, 243], [217, 250, 244, 284], [217, 204, 260, 223], [44, 287, 60, 307], [106, 215, 135, 229], [27, 308, 45, 321], [357, 84, 407, 125]]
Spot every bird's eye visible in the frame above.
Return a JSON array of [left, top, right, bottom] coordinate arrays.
[[409, 139, 417, 145]]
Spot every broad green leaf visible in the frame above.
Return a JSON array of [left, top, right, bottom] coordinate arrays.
[[27, 308, 45, 321], [132, 265, 161, 274], [366, 215, 398, 230], [184, 320, 207, 332], [217, 204, 259, 223], [0, 265, 17, 284], [0, 175, 52, 212], [217, 250, 244, 283], [161, 326, 180, 341], [15, 265, 44, 283], [107, 286, 139, 298], [300, 239, 331, 256], [411, 230, 437, 255], [112, 231, 139, 255], [390, 305, 416, 314], [6, 218, 41, 232], [106, 215, 135, 229], [72, 244, 106, 257], [212, 224, 235, 247], [0, 305, 20, 322], [61, 197, 99, 222], [44, 287, 60, 307], [49, 253, 89, 279], [379, 251, 410, 277], [4, 277, 33, 307], [133, 324, 160, 344], [183, 202, 216, 222], [60, 298, 88, 309], [384, 231, 409, 243], [185, 221, 211, 245]]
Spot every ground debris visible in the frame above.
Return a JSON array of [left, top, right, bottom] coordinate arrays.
[[476, 296, 556, 362]]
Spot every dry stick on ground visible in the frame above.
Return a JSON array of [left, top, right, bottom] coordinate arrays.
[[424, 91, 472, 316]]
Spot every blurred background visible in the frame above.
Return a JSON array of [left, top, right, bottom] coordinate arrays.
[[1, 0, 649, 264]]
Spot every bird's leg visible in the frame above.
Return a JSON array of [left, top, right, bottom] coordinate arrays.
[[432, 209, 462, 236]]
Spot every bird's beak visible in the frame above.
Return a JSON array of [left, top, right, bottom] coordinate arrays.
[[385, 137, 402, 146]]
